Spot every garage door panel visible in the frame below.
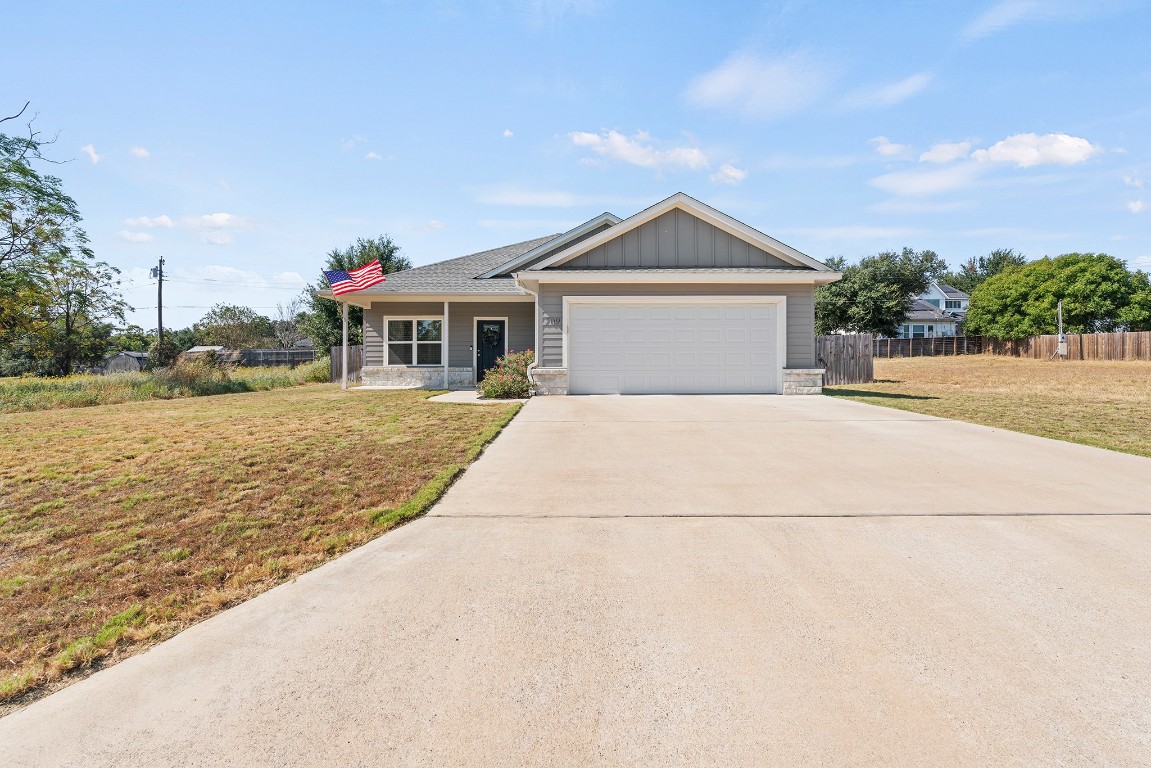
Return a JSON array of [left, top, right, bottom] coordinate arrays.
[[568, 300, 780, 395]]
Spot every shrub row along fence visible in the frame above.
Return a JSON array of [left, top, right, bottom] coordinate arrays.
[[817, 334, 874, 385], [872, 336, 985, 358], [330, 345, 363, 383], [983, 331, 1151, 360]]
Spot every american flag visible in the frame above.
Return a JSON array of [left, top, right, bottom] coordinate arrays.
[[324, 260, 386, 296]]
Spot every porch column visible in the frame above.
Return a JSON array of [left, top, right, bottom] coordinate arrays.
[[443, 300, 449, 389]]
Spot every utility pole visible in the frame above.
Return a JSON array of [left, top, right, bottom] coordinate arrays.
[[150, 256, 165, 345], [1052, 298, 1066, 359]]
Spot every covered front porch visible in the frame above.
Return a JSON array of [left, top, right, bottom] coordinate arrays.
[[353, 296, 534, 389]]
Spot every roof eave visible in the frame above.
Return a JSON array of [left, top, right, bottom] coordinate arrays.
[[515, 269, 842, 285]]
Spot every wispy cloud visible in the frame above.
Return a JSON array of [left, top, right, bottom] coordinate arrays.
[[1123, 174, 1144, 188], [841, 72, 933, 110], [129, 146, 150, 159], [709, 164, 748, 185], [570, 130, 709, 171], [919, 140, 973, 164], [870, 163, 984, 197], [683, 51, 835, 121], [870, 136, 913, 159], [502, 129, 514, 138], [365, 151, 382, 160], [1129, 200, 1147, 214], [80, 144, 101, 164], [971, 132, 1101, 167], [961, 0, 1130, 40], [118, 230, 153, 243], [341, 135, 366, 151], [124, 215, 174, 228]]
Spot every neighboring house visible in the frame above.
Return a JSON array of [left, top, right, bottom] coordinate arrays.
[[102, 351, 149, 373], [895, 282, 970, 338], [320, 193, 841, 395], [183, 345, 226, 355]]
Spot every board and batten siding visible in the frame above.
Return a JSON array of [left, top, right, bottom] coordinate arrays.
[[364, 300, 532, 369], [538, 283, 816, 369], [556, 209, 797, 270]]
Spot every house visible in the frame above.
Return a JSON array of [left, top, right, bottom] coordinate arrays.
[[895, 281, 970, 338], [321, 193, 841, 395], [101, 351, 149, 373]]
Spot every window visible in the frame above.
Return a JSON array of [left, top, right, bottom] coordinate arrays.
[[945, 300, 962, 309], [923, 298, 940, 308], [912, 324, 925, 338], [387, 319, 442, 365]]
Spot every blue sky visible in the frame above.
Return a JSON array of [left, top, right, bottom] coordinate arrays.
[[7, 0, 1151, 328]]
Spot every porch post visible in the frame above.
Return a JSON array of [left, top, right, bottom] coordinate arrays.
[[341, 301, 349, 390], [443, 300, 450, 389]]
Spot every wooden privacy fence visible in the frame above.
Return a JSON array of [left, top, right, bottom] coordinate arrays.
[[873, 336, 985, 358], [330, 345, 363, 383], [816, 334, 874, 385], [984, 331, 1151, 360]]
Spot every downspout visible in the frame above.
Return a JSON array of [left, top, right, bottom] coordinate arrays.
[[514, 274, 540, 391]]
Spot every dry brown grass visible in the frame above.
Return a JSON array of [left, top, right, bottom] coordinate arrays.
[[826, 356, 1151, 457], [0, 385, 520, 710]]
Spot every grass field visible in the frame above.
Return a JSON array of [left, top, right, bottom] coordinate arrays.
[[0, 385, 520, 710], [825, 356, 1151, 458], [0, 358, 331, 414]]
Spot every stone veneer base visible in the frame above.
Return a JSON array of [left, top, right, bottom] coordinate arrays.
[[531, 368, 569, 395], [362, 366, 474, 388], [782, 368, 824, 395]]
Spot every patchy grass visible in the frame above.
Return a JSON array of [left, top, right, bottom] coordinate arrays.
[[0, 357, 331, 414], [0, 385, 520, 709], [826, 356, 1151, 458]]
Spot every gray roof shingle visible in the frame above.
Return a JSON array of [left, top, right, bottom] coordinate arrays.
[[346, 234, 560, 295]]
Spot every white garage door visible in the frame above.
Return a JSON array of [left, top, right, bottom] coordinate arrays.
[[567, 300, 782, 394]]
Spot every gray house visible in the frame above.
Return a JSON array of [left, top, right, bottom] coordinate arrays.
[[321, 193, 841, 395]]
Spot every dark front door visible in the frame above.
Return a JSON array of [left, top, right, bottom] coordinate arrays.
[[476, 319, 506, 381]]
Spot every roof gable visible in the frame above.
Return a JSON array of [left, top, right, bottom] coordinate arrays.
[[480, 213, 621, 277], [525, 193, 830, 272]]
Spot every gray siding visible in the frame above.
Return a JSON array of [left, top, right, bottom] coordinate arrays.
[[539, 283, 815, 369], [364, 300, 532, 372], [558, 209, 797, 270]]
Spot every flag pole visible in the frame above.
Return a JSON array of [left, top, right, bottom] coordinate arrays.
[[341, 300, 349, 390]]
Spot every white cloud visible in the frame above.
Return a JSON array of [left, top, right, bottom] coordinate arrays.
[[365, 151, 382, 160], [870, 163, 984, 197], [129, 146, 150, 159], [870, 136, 913, 159], [709, 164, 748, 185], [1124, 175, 1144, 189], [118, 230, 153, 243], [80, 144, 101, 164], [960, 0, 1122, 40], [919, 141, 973, 164], [502, 129, 514, 138], [124, 214, 174, 228], [412, 219, 446, 233], [570, 130, 708, 171], [341, 135, 366, 150], [971, 132, 1101, 167], [841, 72, 933, 110], [181, 213, 254, 245], [1129, 200, 1147, 214], [683, 52, 834, 120]]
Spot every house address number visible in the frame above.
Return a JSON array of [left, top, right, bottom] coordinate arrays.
[[543, 317, 563, 326]]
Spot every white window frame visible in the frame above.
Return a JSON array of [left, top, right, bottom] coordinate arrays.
[[384, 316, 444, 367], [945, 299, 962, 309], [560, 295, 787, 394], [473, 316, 509, 381]]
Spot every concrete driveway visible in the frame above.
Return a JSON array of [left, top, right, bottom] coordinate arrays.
[[4, 395, 1151, 766]]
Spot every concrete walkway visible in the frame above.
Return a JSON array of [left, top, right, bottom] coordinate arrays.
[[4, 396, 1151, 766]]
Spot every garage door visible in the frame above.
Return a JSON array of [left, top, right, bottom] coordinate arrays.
[[567, 300, 781, 394]]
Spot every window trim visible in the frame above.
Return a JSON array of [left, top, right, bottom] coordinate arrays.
[[945, 299, 962, 309], [384, 316, 444, 367]]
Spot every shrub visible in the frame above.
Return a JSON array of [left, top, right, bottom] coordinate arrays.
[[478, 349, 533, 399]]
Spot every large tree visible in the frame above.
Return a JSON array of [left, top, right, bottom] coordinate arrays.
[[1, 104, 129, 374], [943, 248, 1028, 295], [193, 303, 275, 349], [815, 248, 949, 336], [300, 235, 410, 350], [964, 253, 1151, 339]]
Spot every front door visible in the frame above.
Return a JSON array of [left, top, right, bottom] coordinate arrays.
[[476, 319, 506, 382]]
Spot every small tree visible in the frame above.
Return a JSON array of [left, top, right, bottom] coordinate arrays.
[[965, 253, 1151, 338], [272, 297, 307, 348], [300, 235, 411, 350], [815, 248, 948, 336], [943, 248, 1028, 295], [193, 303, 274, 349]]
